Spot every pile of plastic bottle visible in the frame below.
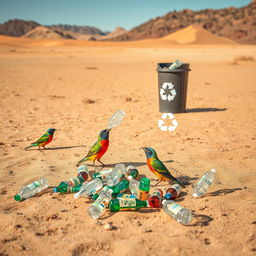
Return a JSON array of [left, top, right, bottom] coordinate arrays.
[[14, 163, 216, 225]]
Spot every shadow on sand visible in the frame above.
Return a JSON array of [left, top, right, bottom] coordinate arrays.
[[189, 214, 213, 226], [25, 145, 86, 151], [186, 108, 227, 113], [203, 187, 242, 197]]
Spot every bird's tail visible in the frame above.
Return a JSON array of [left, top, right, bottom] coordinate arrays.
[[76, 157, 89, 167], [24, 144, 37, 150]]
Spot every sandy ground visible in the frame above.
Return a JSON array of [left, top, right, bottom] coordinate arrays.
[[0, 41, 256, 256]]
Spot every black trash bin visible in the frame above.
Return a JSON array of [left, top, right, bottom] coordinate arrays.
[[156, 63, 191, 113]]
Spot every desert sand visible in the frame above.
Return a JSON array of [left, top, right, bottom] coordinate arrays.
[[0, 34, 255, 256]]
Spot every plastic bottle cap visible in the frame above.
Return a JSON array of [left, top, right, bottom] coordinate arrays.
[[74, 193, 79, 199], [53, 187, 58, 193], [127, 175, 133, 181], [14, 194, 21, 201], [211, 169, 216, 173], [162, 199, 167, 205], [192, 193, 199, 198]]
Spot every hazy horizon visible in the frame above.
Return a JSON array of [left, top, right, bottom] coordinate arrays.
[[0, 0, 251, 31]]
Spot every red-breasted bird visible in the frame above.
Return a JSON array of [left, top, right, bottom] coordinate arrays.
[[76, 129, 110, 167], [141, 147, 183, 186], [25, 128, 56, 150]]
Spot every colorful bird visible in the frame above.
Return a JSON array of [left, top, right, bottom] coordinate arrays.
[[141, 147, 183, 186], [25, 128, 56, 150], [76, 129, 111, 167]]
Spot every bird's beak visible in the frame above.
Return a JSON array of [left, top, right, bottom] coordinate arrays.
[[106, 128, 111, 132], [140, 147, 147, 152]]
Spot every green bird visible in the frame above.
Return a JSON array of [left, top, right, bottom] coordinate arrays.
[[25, 128, 56, 150], [141, 147, 184, 187]]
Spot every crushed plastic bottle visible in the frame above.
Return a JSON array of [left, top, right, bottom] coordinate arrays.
[[109, 198, 148, 212], [14, 177, 48, 201], [193, 169, 216, 198], [138, 177, 150, 200], [148, 189, 163, 208], [165, 184, 182, 200], [169, 60, 183, 70], [127, 175, 140, 197], [74, 178, 103, 199], [162, 200, 192, 225], [107, 109, 126, 129], [88, 188, 113, 219], [106, 164, 126, 187]]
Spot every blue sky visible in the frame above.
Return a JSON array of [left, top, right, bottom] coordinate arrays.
[[0, 0, 251, 31]]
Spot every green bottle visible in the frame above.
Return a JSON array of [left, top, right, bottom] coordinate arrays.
[[54, 184, 82, 194], [125, 167, 139, 179], [91, 179, 129, 200], [54, 176, 85, 193], [92, 169, 113, 180], [138, 177, 151, 201], [109, 198, 148, 212]]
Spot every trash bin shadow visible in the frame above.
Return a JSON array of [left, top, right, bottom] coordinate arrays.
[[105, 162, 148, 168], [186, 108, 227, 113], [203, 188, 242, 198], [188, 214, 213, 226], [175, 191, 188, 202]]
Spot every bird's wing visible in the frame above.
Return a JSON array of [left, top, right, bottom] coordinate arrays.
[[85, 140, 101, 158], [32, 133, 50, 144], [151, 158, 181, 184], [151, 158, 170, 174]]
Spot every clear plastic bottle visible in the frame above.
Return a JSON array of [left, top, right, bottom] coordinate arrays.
[[108, 109, 126, 129], [162, 200, 192, 225], [106, 164, 126, 187], [193, 169, 216, 198], [125, 166, 138, 179], [127, 175, 140, 197], [88, 188, 113, 219], [14, 177, 48, 201], [165, 184, 182, 200], [74, 178, 103, 199], [169, 60, 183, 70], [92, 168, 113, 181]]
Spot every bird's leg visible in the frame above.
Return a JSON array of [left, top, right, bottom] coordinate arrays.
[[43, 146, 47, 150], [39, 146, 43, 152], [98, 160, 105, 166], [93, 160, 97, 171], [154, 180, 162, 187]]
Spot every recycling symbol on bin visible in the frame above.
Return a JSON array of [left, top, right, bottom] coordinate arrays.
[[160, 82, 176, 102], [158, 113, 178, 132]]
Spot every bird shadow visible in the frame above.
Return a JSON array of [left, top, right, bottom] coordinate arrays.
[[25, 145, 86, 151], [202, 188, 242, 198], [188, 214, 213, 226], [178, 175, 198, 186], [185, 108, 227, 113]]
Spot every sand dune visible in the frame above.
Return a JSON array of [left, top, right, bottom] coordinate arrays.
[[161, 25, 236, 44]]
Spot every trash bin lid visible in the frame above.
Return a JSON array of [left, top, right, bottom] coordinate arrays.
[[156, 63, 191, 73]]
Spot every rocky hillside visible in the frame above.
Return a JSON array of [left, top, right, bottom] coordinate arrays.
[[0, 19, 40, 37], [0, 19, 106, 37], [111, 1, 256, 44], [48, 24, 106, 35]]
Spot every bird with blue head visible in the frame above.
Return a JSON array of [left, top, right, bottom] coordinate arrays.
[[76, 128, 111, 167], [141, 147, 183, 186], [25, 128, 56, 151]]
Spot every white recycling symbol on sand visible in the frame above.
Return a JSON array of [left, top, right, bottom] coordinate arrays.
[[160, 82, 176, 102], [158, 113, 178, 132]]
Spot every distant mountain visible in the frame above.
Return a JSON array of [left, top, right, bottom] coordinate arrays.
[[48, 24, 106, 35], [0, 19, 106, 38], [22, 26, 75, 40], [0, 19, 40, 37], [110, 1, 256, 44]]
